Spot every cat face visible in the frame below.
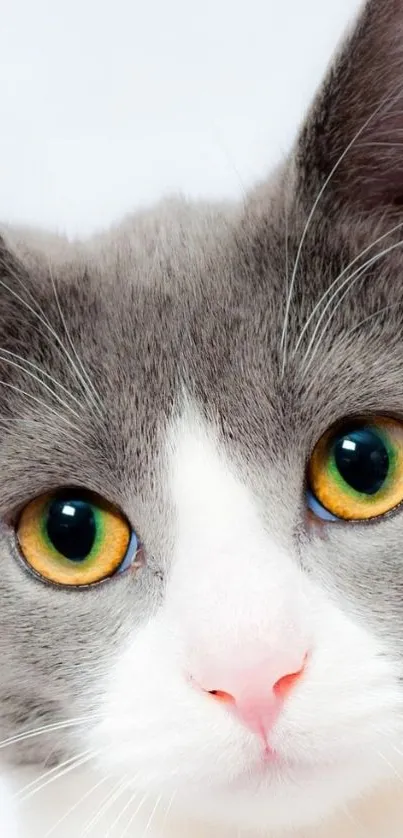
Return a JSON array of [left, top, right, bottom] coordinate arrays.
[[2, 0, 403, 832]]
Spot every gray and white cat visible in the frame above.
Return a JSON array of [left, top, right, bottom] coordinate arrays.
[[2, 0, 403, 835]]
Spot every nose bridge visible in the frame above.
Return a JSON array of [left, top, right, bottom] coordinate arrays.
[[168, 418, 310, 739], [185, 520, 307, 634], [169, 484, 310, 659], [172, 553, 306, 669]]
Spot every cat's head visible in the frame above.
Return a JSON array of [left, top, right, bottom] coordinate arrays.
[[3, 0, 403, 832]]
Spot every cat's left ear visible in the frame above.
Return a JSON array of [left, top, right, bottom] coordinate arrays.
[[297, 0, 403, 217]]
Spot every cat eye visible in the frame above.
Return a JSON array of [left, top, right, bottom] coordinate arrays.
[[16, 489, 139, 586], [307, 416, 403, 521]]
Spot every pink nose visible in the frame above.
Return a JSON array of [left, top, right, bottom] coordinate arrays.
[[194, 655, 306, 740]]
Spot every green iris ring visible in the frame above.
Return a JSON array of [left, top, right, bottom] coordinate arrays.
[[327, 425, 398, 504], [39, 500, 105, 569]]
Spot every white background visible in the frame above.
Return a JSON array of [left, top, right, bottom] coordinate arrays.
[[0, 0, 363, 237]]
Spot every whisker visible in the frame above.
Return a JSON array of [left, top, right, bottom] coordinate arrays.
[[301, 237, 403, 376], [47, 262, 104, 419], [0, 415, 96, 459], [280, 80, 403, 376], [105, 779, 139, 837], [16, 749, 97, 802], [0, 348, 87, 414], [80, 778, 127, 837], [3, 260, 54, 327], [0, 379, 81, 431], [43, 773, 111, 837], [293, 217, 403, 358], [141, 793, 162, 838], [342, 302, 403, 341], [301, 272, 367, 380], [118, 791, 149, 838], [357, 141, 403, 148], [0, 715, 97, 752], [0, 274, 104, 423], [341, 804, 366, 835], [0, 354, 82, 421], [284, 196, 290, 338], [375, 749, 403, 785], [160, 788, 177, 834], [1, 265, 90, 403]]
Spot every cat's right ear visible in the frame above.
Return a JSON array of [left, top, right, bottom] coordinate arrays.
[[297, 0, 403, 218]]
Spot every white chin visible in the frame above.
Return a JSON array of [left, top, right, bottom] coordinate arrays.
[[168, 758, 393, 832]]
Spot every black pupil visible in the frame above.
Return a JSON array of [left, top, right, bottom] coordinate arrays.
[[333, 426, 389, 495], [46, 495, 96, 562]]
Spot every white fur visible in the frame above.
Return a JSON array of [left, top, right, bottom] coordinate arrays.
[[0, 774, 19, 837], [5, 768, 403, 837], [5, 410, 403, 836]]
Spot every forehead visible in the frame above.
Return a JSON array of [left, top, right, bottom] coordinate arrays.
[[1, 202, 403, 510]]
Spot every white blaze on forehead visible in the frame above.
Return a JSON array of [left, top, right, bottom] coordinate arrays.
[[169, 408, 260, 532], [165, 405, 311, 672]]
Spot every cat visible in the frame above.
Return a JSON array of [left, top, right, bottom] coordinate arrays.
[[2, 0, 403, 835]]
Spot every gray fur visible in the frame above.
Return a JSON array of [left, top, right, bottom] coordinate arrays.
[[0, 0, 402, 799]]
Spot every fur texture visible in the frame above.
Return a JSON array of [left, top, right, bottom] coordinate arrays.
[[2, 0, 403, 835]]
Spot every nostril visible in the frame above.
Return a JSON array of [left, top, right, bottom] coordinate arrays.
[[273, 659, 306, 700], [208, 689, 235, 705]]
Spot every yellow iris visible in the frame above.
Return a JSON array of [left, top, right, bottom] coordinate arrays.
[[17, 490, 132, 586], [308, 416, 403, 521]]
